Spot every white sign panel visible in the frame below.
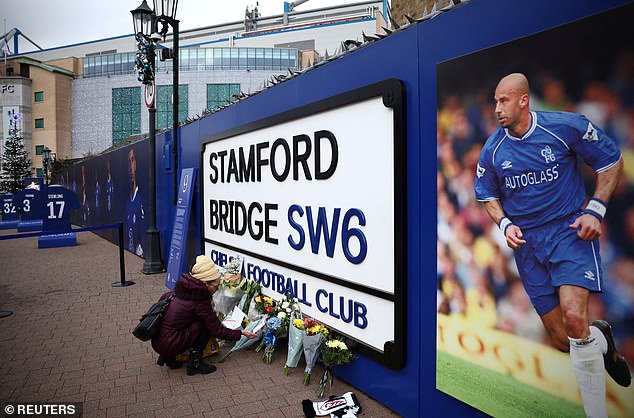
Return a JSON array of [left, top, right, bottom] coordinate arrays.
[[201, 79, 405, 368]]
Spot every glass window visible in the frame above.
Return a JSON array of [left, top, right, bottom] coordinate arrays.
[[224, 49, 231, 69], [265, 49, 273, 68], [207, 83, 240, 111], [36, 168, 43, 178], [35, 118, 44, 129], [273, 49, 282, 70], [214, 49, 223, 69], [205, 49, 214, 69], [35, 145, 44, 155], [239, 48, 248, 69], [197, 49, 205, 69], [247, 48, 256, 69], [34, 91, 44, 102], [114, 54, 121, 74], [157, 85, 189, 130], [230, 48, 239, 69], [112, 87, 141, 144]]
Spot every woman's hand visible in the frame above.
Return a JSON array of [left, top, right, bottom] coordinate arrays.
[[241, 330, 257, 339]]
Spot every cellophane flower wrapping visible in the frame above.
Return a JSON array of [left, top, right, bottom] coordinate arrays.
[[284, 311, 304, 374], [302, 318, 328, 384], [261, 316, 282, 363], [239, 277, 261, 317], [213, 256, 247, 317], [218, 314, 266, 363]]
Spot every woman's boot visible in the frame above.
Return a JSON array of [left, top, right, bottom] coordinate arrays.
[[186, 350, 216, 376], [156, 355, 182, 369]]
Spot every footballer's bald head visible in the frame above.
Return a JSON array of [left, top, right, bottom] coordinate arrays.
[[496, 73, 529, 97]]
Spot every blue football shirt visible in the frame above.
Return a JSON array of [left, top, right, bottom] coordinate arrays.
[[42, 185, 81, 231], [13, 189, 44, 221], [474, 111, 621, 229], [2, 193, 19, 222]]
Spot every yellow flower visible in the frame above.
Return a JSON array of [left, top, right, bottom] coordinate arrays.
[[293, 319, 304, 329]]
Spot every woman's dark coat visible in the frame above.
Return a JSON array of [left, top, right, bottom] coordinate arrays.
[[152, 273, 241, 356]]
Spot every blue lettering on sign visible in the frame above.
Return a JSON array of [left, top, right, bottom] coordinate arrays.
[[316, 289, 329, 313], [287, 205, 368, 264]]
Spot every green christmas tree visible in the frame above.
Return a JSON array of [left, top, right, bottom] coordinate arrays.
[[0, 112, 32, 194]]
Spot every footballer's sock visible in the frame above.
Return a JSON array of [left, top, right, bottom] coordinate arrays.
[[569, 336, 607, 418], [589, 324, 608, 355]]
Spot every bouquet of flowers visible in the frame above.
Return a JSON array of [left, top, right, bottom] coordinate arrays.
[[217, 314, 267, 363], [238, 277, 261, 319], [221, 255, 244, 283], [260, 316, 283, 363], [317, 334, 356, 398], [213, 256, 246, 316], [256, 294, 298, 364], [301, 318, 329, 385], [283, 301, 304, 374], [253, 294, 276, 315]]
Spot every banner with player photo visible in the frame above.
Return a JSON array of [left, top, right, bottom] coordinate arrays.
[[436, 4, 634, 417], [61, 141, 150, 257]]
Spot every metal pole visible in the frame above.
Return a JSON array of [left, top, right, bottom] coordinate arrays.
[[142, 89, 165, 274], [172, 19, 179, 204], [113, 221, 135, 286]]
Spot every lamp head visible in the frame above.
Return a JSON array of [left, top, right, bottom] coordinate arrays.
[[131, 0, 154, 36]]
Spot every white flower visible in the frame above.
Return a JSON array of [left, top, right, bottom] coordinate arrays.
[[339, 342, 348, 351], [281, 301, 290, 309], [285, 307, 291, 313], [277, 312, 287, 319], [326, 340, 341, 349]]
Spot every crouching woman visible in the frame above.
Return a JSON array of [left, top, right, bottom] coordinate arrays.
[[152, 255, 256, 375]]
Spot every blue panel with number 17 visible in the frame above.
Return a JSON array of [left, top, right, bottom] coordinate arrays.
[[41, 185, 81, 232]]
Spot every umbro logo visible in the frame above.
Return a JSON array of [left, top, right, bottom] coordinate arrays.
[[584, 271, 595, 281], [501, 160, 513, 170]]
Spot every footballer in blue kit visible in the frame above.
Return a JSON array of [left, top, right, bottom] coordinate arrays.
[[475, 73, 630, 418], [126, 148, 145, 257]]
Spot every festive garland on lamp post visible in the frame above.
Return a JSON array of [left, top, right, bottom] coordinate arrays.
[[135, 33, 155, 84]]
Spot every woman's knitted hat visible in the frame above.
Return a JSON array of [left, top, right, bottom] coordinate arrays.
[[190, 255, 221, 282]]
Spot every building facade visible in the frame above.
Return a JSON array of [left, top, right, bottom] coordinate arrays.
[[1, 1, 385, 174], [1, 58, 75, 177]]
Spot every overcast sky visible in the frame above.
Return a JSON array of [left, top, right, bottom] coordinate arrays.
[[2, 0, 366, 53]]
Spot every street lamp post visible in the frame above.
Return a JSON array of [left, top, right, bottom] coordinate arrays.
[[132, 0, 165, 274], [42, 146, 51, 185], [152, 0, 180, 204]]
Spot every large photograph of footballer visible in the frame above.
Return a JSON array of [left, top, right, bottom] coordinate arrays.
[[436, 4, 634, 418]]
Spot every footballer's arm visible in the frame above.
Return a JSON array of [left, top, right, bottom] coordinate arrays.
[[483, 199, 526, 250], [570, 157, 623, 241]]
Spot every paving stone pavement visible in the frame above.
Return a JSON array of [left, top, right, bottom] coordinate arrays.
[[0, 230, 401, 417]]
